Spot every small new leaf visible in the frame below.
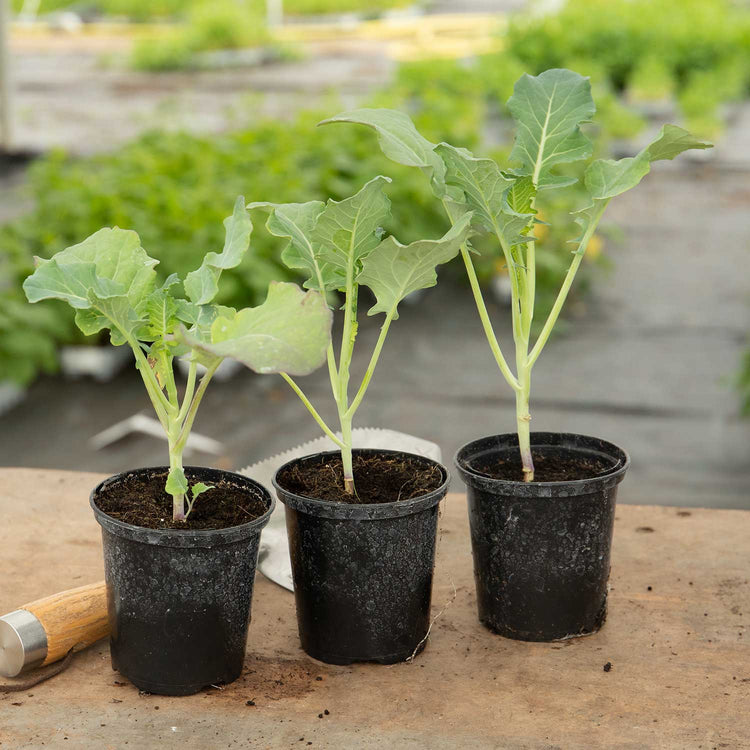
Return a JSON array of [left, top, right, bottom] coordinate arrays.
[[190, 482, 214, 501], [165, 466, 188, 497], [359, 213, 474, 319]]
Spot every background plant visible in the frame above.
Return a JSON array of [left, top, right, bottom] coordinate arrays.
[[23, 197, 332, 519], [323, 68, 711, 480], [130, 0, 271, 72], [506, 0, 750, 138]]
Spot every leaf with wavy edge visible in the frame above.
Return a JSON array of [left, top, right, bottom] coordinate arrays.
[[181, 281, 332, 376], [359, 213, 474, 320], [183, 196, 252, 305]]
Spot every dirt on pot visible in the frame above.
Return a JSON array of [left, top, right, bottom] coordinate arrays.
[[277, 453, 443, 504], [471, 449, 614, 482], [94, 469, 268, 530]]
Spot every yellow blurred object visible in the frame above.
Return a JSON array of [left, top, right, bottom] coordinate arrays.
[[10, 14, 504, 60], [533, 212, 549, 242], [586, 233, 603, 260]]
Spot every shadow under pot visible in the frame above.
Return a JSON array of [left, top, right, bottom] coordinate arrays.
[[273, 448, 449, 665], [90, 466, 274, 696], [455, 433, 629, 642]]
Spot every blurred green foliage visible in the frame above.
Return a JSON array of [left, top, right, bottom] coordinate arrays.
[[507, 0, 750, 138], [1, 55, 616, 383], [12, 0, 410, 19], [130, 0, 270, 71]]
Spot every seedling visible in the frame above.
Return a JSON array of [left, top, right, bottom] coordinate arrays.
[[23, 197, 332, 520], [321, 68, 712, 480], [242, 180, 472, 494]]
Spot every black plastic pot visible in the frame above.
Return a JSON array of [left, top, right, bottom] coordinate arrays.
[[455, 433, 629, 642], [273, 449, 449, 665], [90, 466, 274, 695]]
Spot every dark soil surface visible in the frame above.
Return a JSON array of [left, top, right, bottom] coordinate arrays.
[[94, 469, 268, 530], [472, 449, 615, 482], [277, 453, 444, 504]]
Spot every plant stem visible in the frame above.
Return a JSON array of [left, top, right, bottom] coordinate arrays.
[[340, 413, 354, 494], [515, 356, 534, 482], [528, 201, 608, 368], [337, 252, 359, 494], [168, 430, 186, 521], [175, 359, 220, 453], [280, 373, 346, 449], [459, 246, 520, 392], [345, 309, 395, 419], [177, 359, 198, 423]]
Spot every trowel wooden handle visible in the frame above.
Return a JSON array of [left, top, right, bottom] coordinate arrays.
[[24, 581, 109, 666]]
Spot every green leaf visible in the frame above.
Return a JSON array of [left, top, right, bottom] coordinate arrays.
[[319, 108, 448, 194], [359, 213, 475, 319], [183, 196, 252, 305], [249, 200, 329, 292], [313, 176, 392, 286], [435, 144, 533, 248], [23, 227, 159, 343], [190, 482, 214, 501], [507, 69, 595, 188], [584, 124, 713, 201], [180, 281, 332, 376], [141, 273, 181, 342], [165, 466, 188, 496], [174, 300, 236, 367]]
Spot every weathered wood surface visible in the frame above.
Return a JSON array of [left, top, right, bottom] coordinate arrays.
[[0, 468, 747, 749]]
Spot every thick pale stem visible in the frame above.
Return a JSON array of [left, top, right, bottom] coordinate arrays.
[[515, 362, 534, 482], [175, 359, 220, 453], [177, 359, 198, 423], [340, 415, 354, 494], [169, 433, 186, 521]]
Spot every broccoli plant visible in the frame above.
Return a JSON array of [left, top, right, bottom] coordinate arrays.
[[321, 68, 712, 481], [200, 180, 472, 495], [23, 197, 332, 520]]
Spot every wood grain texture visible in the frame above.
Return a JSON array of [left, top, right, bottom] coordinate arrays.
[[24, 581, 109, 665], [0, 468, 748, 748]]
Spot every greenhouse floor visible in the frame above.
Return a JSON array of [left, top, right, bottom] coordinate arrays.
[[0, 468, 747, 748]]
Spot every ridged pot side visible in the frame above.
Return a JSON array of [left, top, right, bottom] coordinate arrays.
[[455, 433, 629, 642], [274, 449, 450, 665], [91, 466, 274, 695]]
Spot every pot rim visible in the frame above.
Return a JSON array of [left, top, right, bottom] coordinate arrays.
[[90, 465, 275, 547], [455, 432, 630, 498], [273, 448, 450, 520]]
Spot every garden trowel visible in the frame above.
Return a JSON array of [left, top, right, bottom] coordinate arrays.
[[0, 582, 108, 678]]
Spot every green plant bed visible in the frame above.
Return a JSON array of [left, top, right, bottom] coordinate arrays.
[[506, 0, 750, 139], [0, 54, 628, 385]]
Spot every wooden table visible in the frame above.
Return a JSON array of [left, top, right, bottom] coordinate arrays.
[[0, 468, 747, 749]]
